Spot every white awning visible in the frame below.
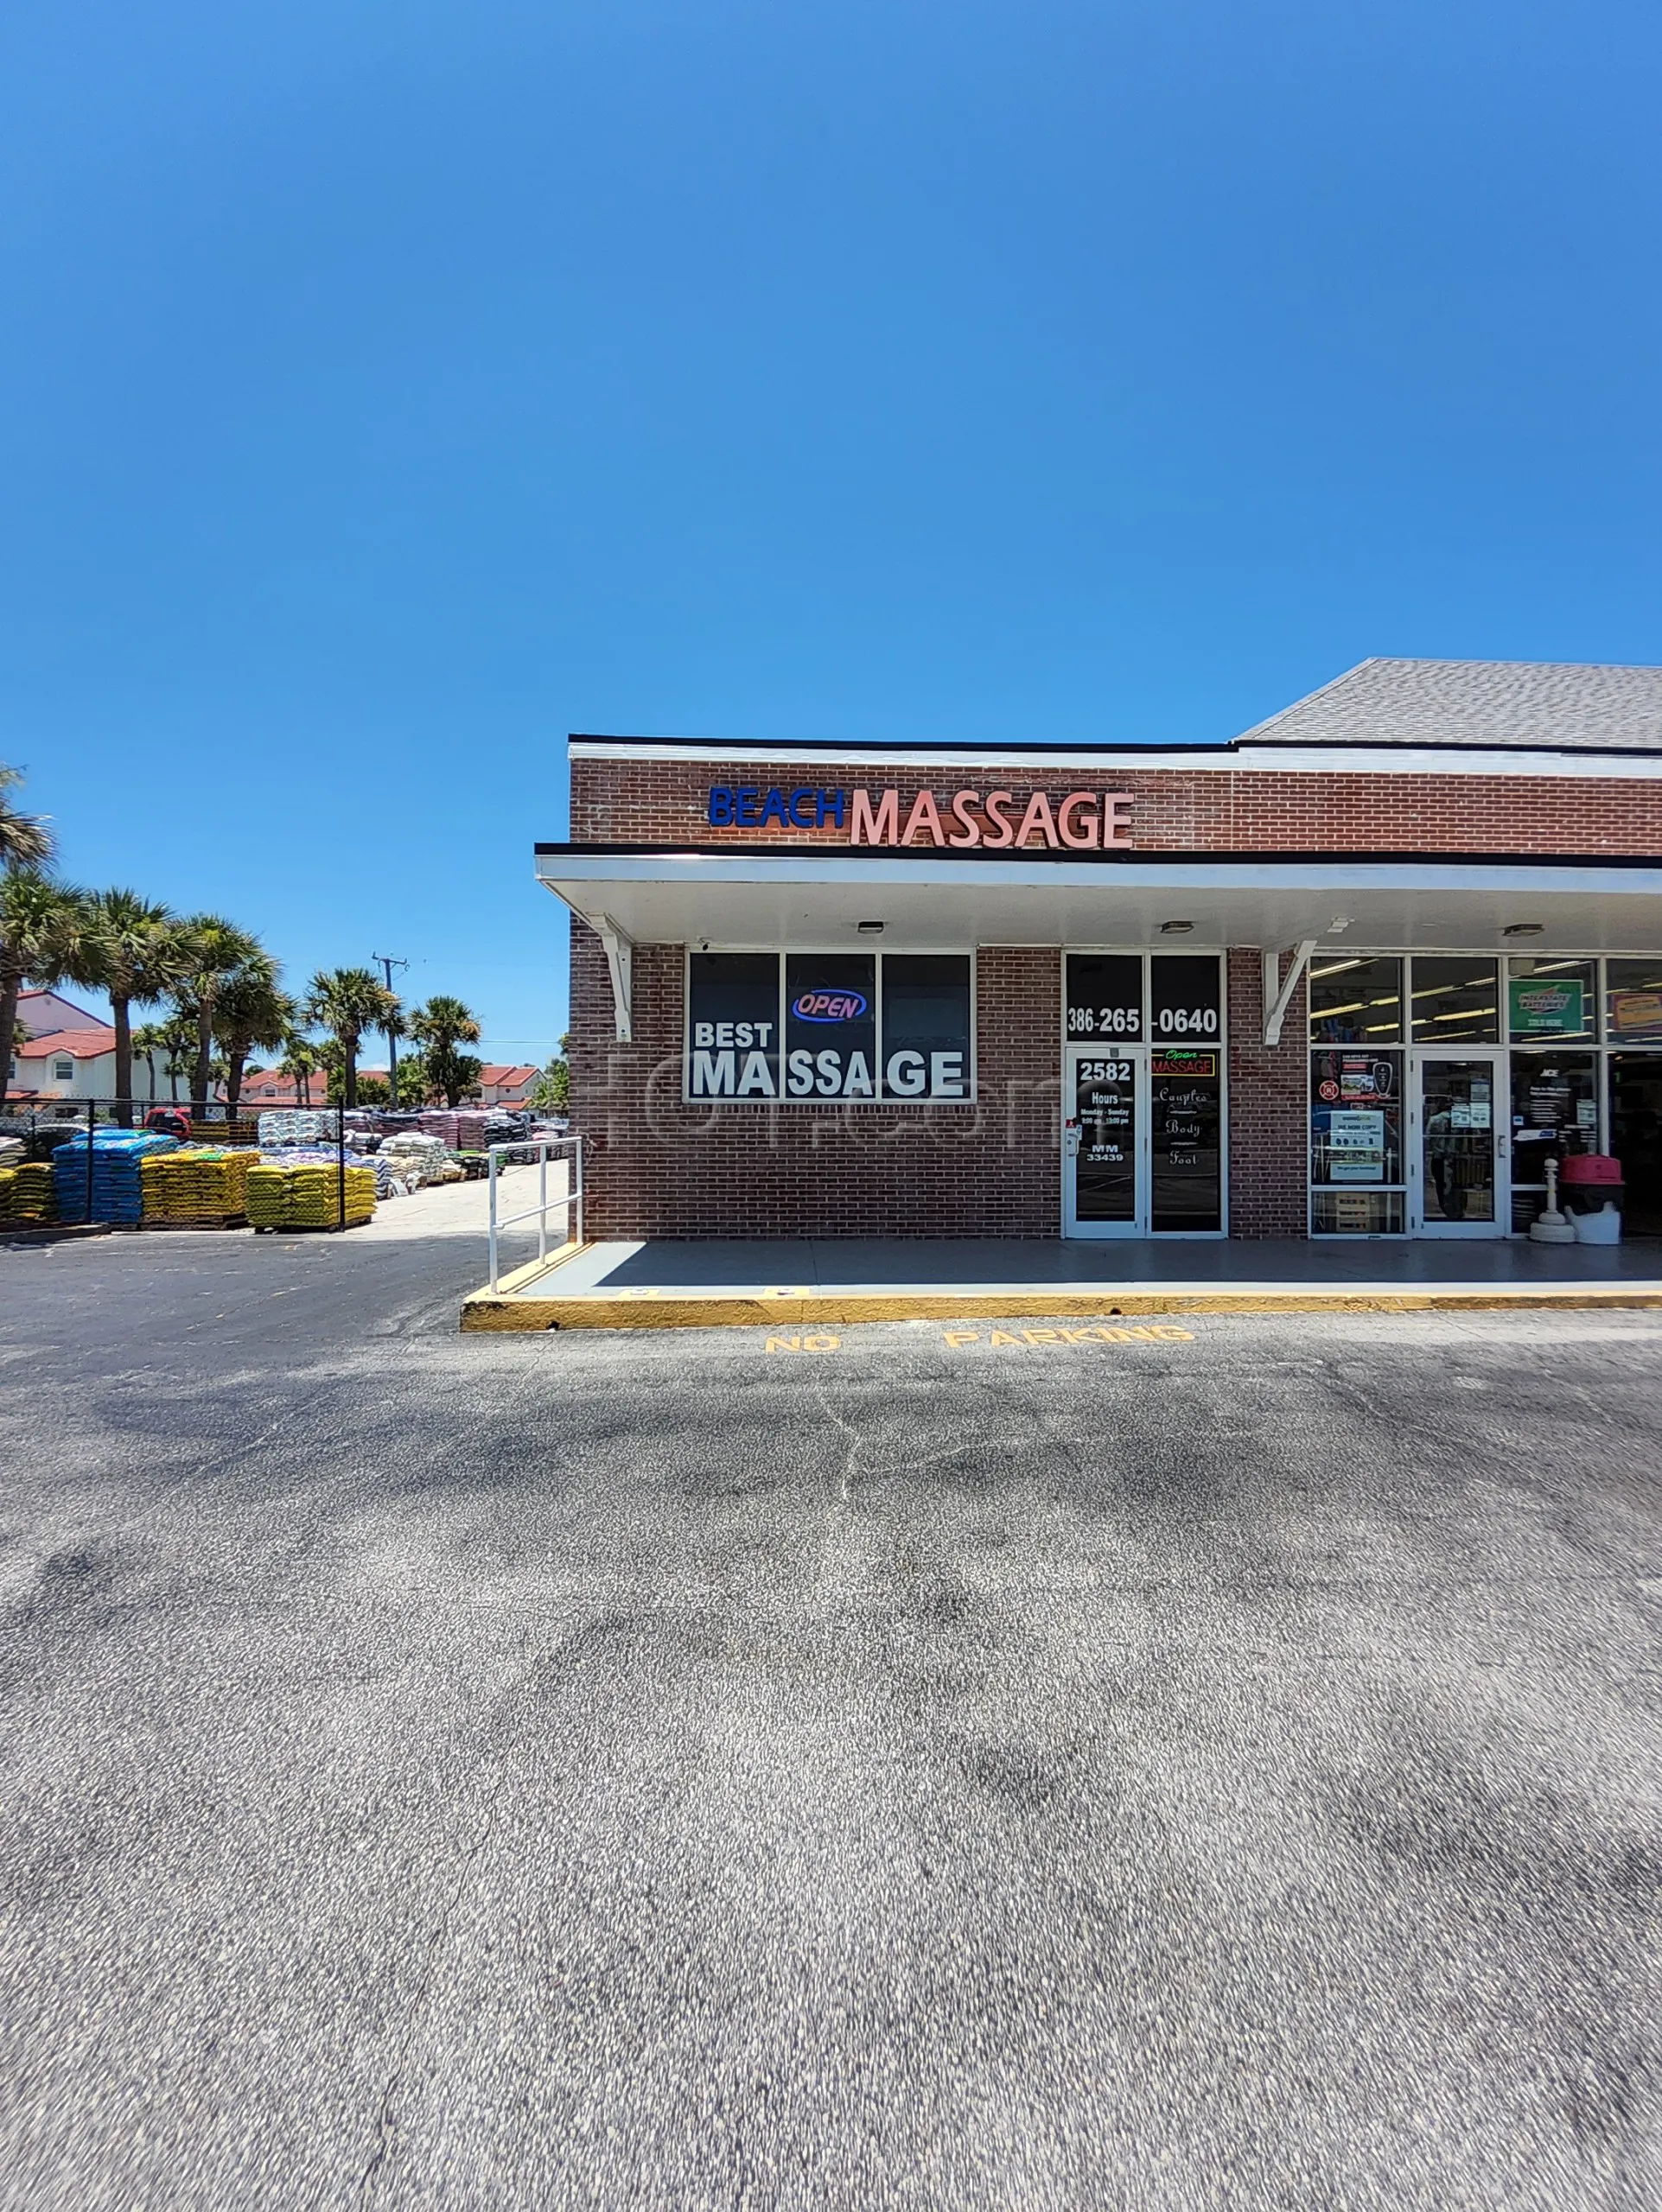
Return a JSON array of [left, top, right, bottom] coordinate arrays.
[[535, 847, 1662, 957]]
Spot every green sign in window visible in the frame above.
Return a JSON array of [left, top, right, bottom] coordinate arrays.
[[1508, 977, 1584, 1036]]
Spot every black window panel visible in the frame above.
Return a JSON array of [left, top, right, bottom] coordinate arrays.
[[784, 955, 877, 1101], [1309, 956, 1402, 1044], [1065, 955, 1143, 1042], [1410, 957, 1500, 1044], [1149, 956, 1221, 1044], [686, 953, 780, 1099], [1149, 1049, 1222, 1231], [881, 957, 972, 1100]]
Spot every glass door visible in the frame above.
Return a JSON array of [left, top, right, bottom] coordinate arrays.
[[1149, 1047, 1223, 1232], [1609, 1056, 1662, 1237], [1064, 1047, 1144, 1237], [1409, 1052, 1506, 1236]]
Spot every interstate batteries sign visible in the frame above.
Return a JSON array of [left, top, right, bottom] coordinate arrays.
[[706, 785, 1133, 849]]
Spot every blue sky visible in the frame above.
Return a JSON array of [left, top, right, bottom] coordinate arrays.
[[3, 1, 1659, 1056]]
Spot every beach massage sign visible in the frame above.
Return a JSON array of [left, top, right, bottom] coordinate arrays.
[[705, 784, 1133, 849]]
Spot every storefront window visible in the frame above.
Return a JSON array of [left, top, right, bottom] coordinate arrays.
[[686, 951, 973, 1102], [1510, 1052, 1597, 1169], [784, 954, 876, 1099], [1065, 955, 1142, 1040], [1509, 1052, 1596, 1231], [881, 957, 972, 1100], [686, 954, 781, 1099], [1506, 958, 1595, 1044], [1149, 955, 1222, 1043], [1309, 957, 1401, 1044], [1410, 957, 1500, 1044], [1606, 959, 1662, 1046], [1310, 1047, 1404, 1233], [1312, 1192, 1404, 1236]]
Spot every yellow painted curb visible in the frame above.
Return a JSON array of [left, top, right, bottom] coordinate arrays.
[[459, 1283, 1662, 1332]]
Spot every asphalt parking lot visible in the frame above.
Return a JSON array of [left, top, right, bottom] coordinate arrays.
[[3, 1228, 1660, 2209]]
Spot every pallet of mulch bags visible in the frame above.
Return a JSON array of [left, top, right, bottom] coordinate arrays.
[[246, 1160, 376, 1231], [53, 1130, 180, 1225], [1, 1160, 60, 1224], [139, 1146, 254, 1228]]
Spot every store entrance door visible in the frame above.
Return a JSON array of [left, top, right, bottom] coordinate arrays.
[[1609, 1056, 1662, 1236], [1064, 1045, 1225, 1236], [1064, 1046, 1144, 1236], [1409, 1052, 1507, 1236]]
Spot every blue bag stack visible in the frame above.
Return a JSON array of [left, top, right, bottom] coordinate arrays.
[[52, 1130, 180, 1224]]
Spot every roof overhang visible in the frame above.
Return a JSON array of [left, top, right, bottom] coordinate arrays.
[[534, 845, 1662, 957]]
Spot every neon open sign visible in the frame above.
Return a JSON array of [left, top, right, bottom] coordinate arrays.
[[791, 990, 869, 1022]]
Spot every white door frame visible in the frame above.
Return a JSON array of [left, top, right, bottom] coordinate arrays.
[[1063, 1044, 1147, 1238], [1408, 1047, 1509, 1238]]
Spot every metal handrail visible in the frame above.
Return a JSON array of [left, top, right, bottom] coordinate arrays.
[[487, 1136, 583, 1292]]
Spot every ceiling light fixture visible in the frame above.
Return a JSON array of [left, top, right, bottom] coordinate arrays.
[[857, 920, 884, 935], [1503, 922, 1544, 938], [1160, 919, 1195, 935]]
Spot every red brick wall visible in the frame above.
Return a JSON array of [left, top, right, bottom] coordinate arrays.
[[572, 928, 1315, 1241], [571, 924, 1063, 1239], [570, 754, 1661, 855], [1226, 949, 1309, 1237], [562, 749, 1649, 1242]]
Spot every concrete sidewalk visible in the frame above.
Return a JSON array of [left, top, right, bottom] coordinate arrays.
[[461, 1233, 1662, 1330]]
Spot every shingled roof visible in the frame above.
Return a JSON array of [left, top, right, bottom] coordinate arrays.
[[1236, 658, 1662, 753]]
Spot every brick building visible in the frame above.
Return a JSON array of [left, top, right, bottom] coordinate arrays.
[[538, 658, 1662, 1243]]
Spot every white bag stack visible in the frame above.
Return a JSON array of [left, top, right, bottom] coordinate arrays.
[[379, 1131, 451, 1189]]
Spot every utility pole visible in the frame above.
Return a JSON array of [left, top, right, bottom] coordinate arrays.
[[372, 954, 409, 1103]]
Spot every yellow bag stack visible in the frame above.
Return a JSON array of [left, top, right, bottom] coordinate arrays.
[[140, 1146, 254, 1226], [245, 1163, 292, 1229], [246, 1160, 376, 1230], [2, 1162, 58, 1223]]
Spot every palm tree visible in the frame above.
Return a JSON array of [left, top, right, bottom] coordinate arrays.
[[131, 1020, 169, 1103], [410, 995, 484, 1109], [392, 1052, 429, 1108], [305, 967, 398, 1109], [0, 873, 90, 1103], [213, 966, 287, 1116], [173, 916, 264, 1114], [156, 1012, 196, 1102], [62, 890, 192, 1125], [0, 766, 65, 1096], [278, 1028, 321, 1109], [0, 765, 53, 873]]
